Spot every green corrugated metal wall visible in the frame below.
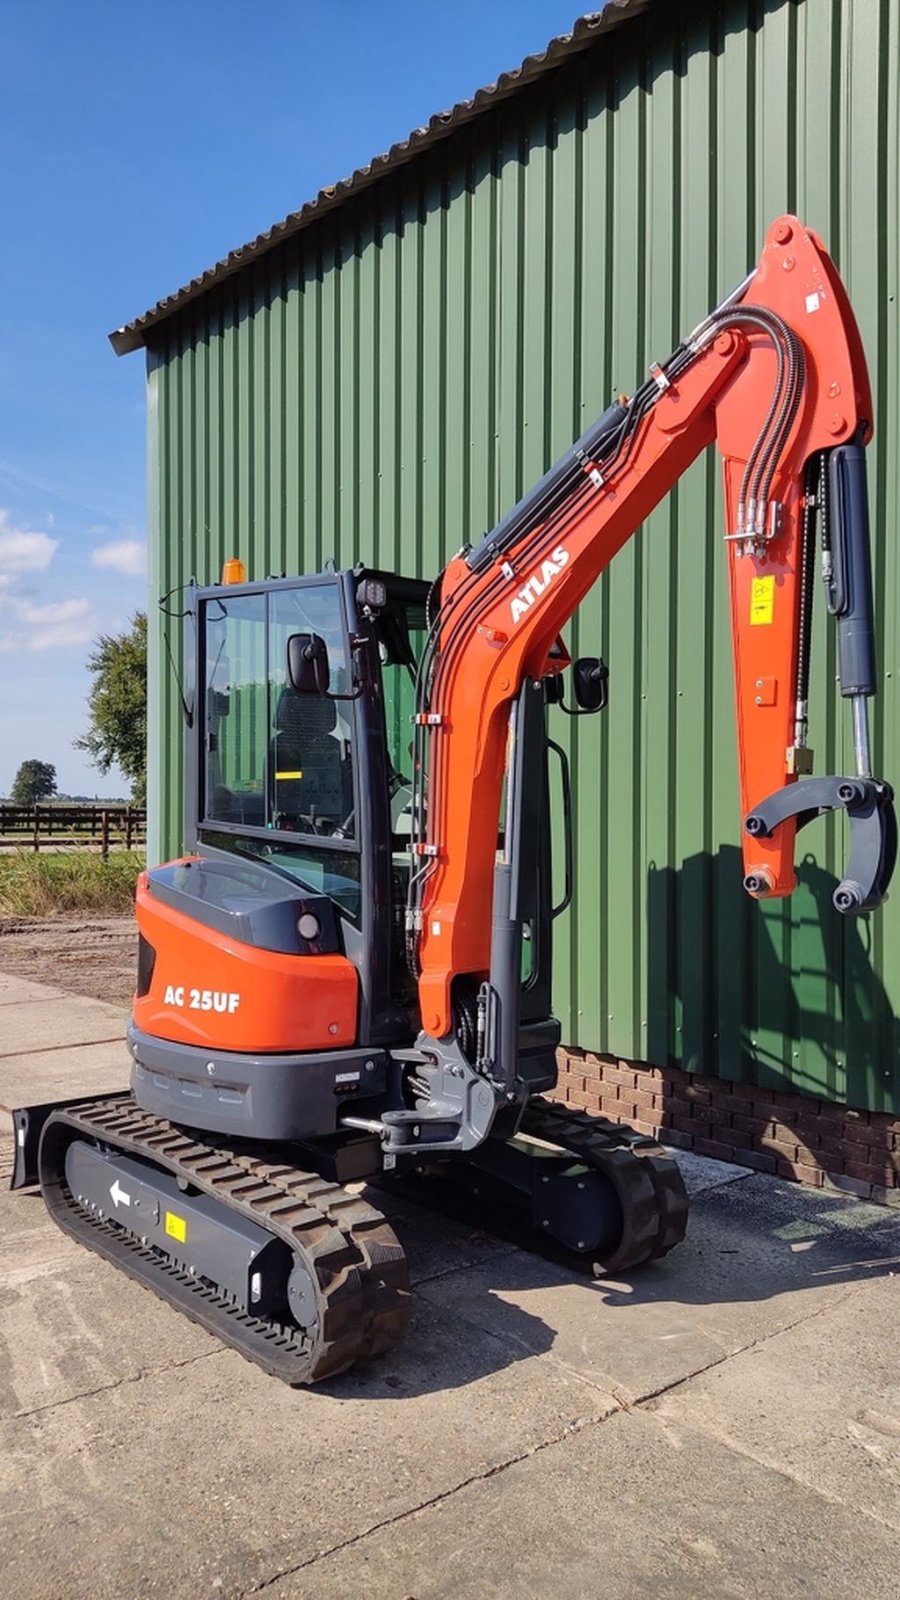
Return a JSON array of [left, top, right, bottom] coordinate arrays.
[[146, 0, 900, 1112]]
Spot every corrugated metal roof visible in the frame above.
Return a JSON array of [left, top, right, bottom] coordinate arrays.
[[109, 2, 649, 355]]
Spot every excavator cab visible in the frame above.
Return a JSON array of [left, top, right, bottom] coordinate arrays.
[[127, 566, 562, 1150], [193, 568, 419, 989]]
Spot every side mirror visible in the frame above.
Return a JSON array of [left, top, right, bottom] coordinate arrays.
[[287, 632, 330, 694], [573, 656, 609, 712]]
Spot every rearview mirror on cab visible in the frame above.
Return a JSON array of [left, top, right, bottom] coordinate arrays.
[[573, 656, 609, 712], [287, 632, 330, 694]]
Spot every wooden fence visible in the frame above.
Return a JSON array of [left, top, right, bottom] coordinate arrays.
[[0, 805, 146, 858]]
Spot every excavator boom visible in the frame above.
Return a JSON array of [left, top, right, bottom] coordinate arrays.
[[408, 216, 894, 1040]]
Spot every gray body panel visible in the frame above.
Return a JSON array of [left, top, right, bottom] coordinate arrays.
[[129, 1022, 389, 1140]]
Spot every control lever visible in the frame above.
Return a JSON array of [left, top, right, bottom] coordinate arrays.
[[744, 776, 896, 914]]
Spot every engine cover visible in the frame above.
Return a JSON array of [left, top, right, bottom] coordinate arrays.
[[132, 858, 358, 1055]]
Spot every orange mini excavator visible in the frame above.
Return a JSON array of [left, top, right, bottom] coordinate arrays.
[[12, 217, 896, 1382]]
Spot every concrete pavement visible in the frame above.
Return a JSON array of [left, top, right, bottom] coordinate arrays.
[[1, 972, 899, 1600], [0, 967, 129, 1106]]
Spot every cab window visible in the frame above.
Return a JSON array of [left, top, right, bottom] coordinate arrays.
[[202, 582, 355, 840]]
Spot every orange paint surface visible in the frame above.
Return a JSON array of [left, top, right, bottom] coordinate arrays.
[[133, 873, 358, 1053], [415, 216, 872, 1035]]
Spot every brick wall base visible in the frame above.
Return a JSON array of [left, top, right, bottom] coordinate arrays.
[[555, 1048, 900, 1208]]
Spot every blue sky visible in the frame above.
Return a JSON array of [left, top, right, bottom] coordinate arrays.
[[0, 0, 583, 796]]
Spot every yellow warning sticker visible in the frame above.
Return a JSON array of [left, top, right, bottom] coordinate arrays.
[[750, 576, 776, 626], [164, 1211, 187, 1244]]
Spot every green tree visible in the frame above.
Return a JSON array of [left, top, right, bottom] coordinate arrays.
[[11, 759, 58, 804], [75, 613, 147, 803]]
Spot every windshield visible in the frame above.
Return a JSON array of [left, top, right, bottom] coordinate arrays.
[[198, 578, 427, 923], [268, 587, 355, 837], [202, 581, 356, 841]]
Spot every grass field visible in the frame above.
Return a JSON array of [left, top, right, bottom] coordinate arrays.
[[0, 850, 144, 916]]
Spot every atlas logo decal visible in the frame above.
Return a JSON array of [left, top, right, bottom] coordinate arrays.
[[509, 546, 570, 625]]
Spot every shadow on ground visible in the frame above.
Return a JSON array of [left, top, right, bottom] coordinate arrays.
[[312, 1165, 900, 1400], [10, 1128, 899, 1403]]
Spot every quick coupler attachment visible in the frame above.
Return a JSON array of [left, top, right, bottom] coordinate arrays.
[[744, 775, 897, 913]]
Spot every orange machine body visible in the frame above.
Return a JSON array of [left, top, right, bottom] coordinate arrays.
[[414, 217, 873, 1038], [133, 869, 358, 1054]]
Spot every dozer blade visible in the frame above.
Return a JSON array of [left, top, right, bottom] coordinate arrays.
[[35, 1095, 409, 1385]]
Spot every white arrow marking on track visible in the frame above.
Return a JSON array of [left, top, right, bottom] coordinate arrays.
[[109, 1178, 131, 1208]]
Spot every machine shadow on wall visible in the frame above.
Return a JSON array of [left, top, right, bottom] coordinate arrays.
[[646, 845, 899, 1112]]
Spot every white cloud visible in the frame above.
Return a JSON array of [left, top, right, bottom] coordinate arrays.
[[0, 513, 101, 655], [29, 618, 96, 652], [25, 596, 95, 651], [91, 537, 146, 577], [17, 596, 91, 626], [0, 510, 59, 576], [0, 594, 96, 653]]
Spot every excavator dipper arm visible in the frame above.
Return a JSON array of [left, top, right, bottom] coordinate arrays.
[[408, 216, 893, 1044]]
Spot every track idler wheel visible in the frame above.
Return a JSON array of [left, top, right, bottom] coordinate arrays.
[[578, 1145, 660, 1274], [520, 1098, 689, 1274]]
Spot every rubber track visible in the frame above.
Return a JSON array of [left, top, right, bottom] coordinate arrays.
[[520, 1097, 688, 1272], [38, 1094, 410, 1385]]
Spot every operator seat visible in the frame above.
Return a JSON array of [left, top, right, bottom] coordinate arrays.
[[270, 686, 353, 833]]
